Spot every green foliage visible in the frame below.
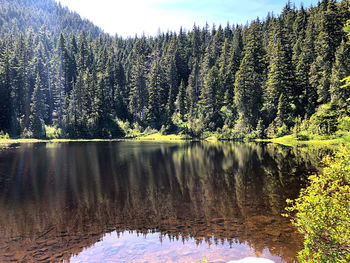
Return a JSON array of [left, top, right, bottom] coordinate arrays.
[[285, 145, 350, 262], [186, 117, 204, 138], [267, 121, 290, 138], [143, 126, 158, 136], [338, 116, 350, 131], [308, 103, 339, 136], [0, 131, 10, 139], [45, 125, 62, 139], [234, 21, 265, 131]]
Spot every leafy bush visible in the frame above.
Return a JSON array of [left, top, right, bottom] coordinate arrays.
[[45, 125, 62, 139], [144, 126, 158, 135], [0, 131, 10, 139], [21, 128, 33, 138], [308, 103, 338, 135], [285, 145, 350, 262], [276, 123, 290, 137], [338, 116, 350, 132], [186, 118, 204, 138], [295, 131, 310, 141], [267, 121, 290, 138]]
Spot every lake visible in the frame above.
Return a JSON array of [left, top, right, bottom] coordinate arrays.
[[0, 141, 322, 262]]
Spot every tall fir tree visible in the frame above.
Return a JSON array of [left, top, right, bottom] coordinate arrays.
[[30, 74, 46, 138], [199, 66, 222, 130], [234, 20, 266, 131]]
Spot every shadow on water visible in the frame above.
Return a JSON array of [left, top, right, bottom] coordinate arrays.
[[0, 141, 325, 262]]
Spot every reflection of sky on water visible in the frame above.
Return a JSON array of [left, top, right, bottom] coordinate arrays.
[[70, 231, 283, 263]]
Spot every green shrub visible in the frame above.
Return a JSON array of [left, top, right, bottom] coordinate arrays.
[[285, 145, 350, 262], [0, 131, 10, 139], [308, 103, 338, 135], [21, 128, 33, 138], [276, 123, 290, 137], [338, 116, 350, 132], [295, 131, 310, 141], [144, 126, 158, 135], [45, 125, 62, 139]]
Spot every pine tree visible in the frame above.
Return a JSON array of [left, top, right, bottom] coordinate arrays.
[[186, 61, 200, 117], [330, 39, 350, 113], [264, 20, 295, 124], [165, 58, 178, 121], [275, 93, 290, 126], [217, 39, 232, 110], [199, 66, 222, 130], [30, 74, 46, 138], [224, 26, 243, 108], [0, 42, 12, 134], [234, 21, 266, 131], [314, 0, 342, 104], [129, 56, 147, 121], [146, 61, 163, 129], [176, 80, 186, 121]]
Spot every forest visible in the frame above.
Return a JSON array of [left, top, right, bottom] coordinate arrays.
[[0, 0, 349, 139]]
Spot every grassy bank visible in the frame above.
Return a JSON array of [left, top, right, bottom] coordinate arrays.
[[2, 132, 349, 146], [256, 132, 350, 147], [0, 138, 123, 145], [0, 134, 188, 145], [133, 133, 189, 141]]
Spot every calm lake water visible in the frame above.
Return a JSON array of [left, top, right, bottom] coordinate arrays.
[[0, 141, 323, 262]]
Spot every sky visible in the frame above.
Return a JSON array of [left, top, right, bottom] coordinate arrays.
[[55, 0, 319, 38]]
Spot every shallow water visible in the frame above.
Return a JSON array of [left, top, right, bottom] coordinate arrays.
[[0, 141, 320, 262]]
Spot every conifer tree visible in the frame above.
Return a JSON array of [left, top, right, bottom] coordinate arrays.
[[176, 80, 186, 121], [146, 61, 163, 129], [275, 93, 290, 126], [314, 0, 342, 104], [199, 66, 221, 130], [30, 74, 46, 138], [330, 39, 350, 113], [217, 39, 232, 110], [129, 56, 147, 121], [186, 61, 200, 117], [264, 20, 295, 124], [165, 58, 178, 121], [225, 26, 243, 108], [0, 43, 12, 134], [234, 21, 266, 131]]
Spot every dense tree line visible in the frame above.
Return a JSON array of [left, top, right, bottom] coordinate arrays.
[[0, 0, 349, 139]]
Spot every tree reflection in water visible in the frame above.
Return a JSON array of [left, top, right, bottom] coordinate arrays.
[[0, 141, 322, 262]]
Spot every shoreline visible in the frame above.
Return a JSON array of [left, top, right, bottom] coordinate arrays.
[[1, 133, 349, 146], [256, 134, 350, 147]]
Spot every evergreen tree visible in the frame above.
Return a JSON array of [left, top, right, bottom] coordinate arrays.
[[129, 56, 147, 121], [0, 43, 12, 134], [330, 39, 350, 113], [224, 26, 243, 108], [199, 66, 222, 130], [165, 58, 178, 121], [186, 61, 200, 117], [30, 74, 46, 138], [176, 80, 186, 121], [264, 20, 295, 124], [314, 0, 342, 104], [275, 93, 290, 126], [234, 21, 266, 131], [146, 61, 163, 129]]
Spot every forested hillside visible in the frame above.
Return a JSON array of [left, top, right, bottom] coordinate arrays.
[[0, 0, 349, 139], [0, 0, 102, 37]]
